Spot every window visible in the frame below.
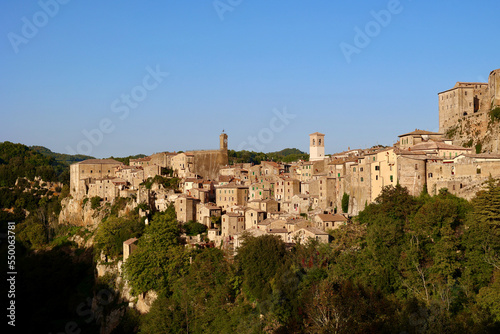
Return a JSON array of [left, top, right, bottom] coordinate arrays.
[[390, 175, 393, 182], [360, 177, 364, 182], [338, 173, 340, 177], [477, 167, 481, 174], [415, 164, 418, 170], [319, 139, 322, 145], [375, 166, 380, 171], [353, 167, 356, 172], [360, 167, 363, 172], [428, 173, 433, 178], [376, 175, 378, 180], [373, 157, 375, 161]]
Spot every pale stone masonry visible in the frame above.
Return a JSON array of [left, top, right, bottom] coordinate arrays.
[[70, 159, 123, 199], [68, 74, 500, 246]]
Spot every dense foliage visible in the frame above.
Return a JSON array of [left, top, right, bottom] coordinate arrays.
[[490, 107, 500, 122], [31, 145, 94, 164], [183, 220, 208, 236], [129, 181, 500, 333], [228, 148, 309, 164], [141, 175, 180, 190], [0, 142, 71, 186]]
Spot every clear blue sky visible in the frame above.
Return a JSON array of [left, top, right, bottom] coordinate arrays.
[[1, 0, 499, 158]]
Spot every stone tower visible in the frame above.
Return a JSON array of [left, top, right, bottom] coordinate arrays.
[[309, 132, 325, 161], [220, 132, 228, 151], [489, 69, 500, 108]]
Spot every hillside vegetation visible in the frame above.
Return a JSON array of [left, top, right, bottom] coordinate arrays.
[[229, 148, 309, 164]]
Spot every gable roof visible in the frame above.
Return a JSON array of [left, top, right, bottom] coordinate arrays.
[[77, 159, 123, 165], [316, 213, 348, 222], [398, 129, 443, 137]]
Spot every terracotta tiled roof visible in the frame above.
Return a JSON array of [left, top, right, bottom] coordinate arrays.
[[398, 129, 443, 137], [316, 213, 348, 222], [130, 157, 151, 162], [410, 142, 471, 151], [77, 159, 123, 165]]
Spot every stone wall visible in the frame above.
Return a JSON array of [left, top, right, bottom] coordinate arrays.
[[191, 149, 228, 180], [397, 156, 427, 196]]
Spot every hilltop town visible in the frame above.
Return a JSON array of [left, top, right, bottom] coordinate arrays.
[[62, 68, 500, 250]]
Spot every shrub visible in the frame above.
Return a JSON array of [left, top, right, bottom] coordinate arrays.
[[475, 142, 482, 154], [91, 196, 102, 210], [490, 107, 500, 122], [183, 220, 208, 236]]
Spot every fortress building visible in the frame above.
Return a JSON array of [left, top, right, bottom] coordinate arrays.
[[438, 69, 500, 133]]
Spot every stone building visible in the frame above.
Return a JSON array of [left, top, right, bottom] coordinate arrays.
[[70, 159, 124, 199], [221, 212, 245, 237], [215, 184, 249, 209], [275, 176, 301, 202], [244, 208, 266, 230], [438, 69, 500, 132], [398, 129, 444, 150], [175, 195, 199, 223], [196, 203, 222, 227], [426, 154, 500, 199]]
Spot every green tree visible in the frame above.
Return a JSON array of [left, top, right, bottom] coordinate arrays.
[[123, 208, 190, 295], [463, 178, 500, 293], [236, 234, 288, 302], [94, 215, 144, 259], [341, 193, 349, 213], [358, 185, 419, 293]]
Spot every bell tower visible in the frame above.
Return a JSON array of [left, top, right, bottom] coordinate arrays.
[[220, 131, 228, 151], [309, 132, 325, 161]]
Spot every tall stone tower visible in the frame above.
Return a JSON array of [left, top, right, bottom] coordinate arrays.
[[489, 69, 500, 108], [220, 132, 228, 151], [309, 132, 325, 161]]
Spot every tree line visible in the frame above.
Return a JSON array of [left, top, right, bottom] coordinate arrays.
[[111, 180, 500, 333]]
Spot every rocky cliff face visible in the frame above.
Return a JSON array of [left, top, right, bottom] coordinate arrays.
[[58, 197, 138, 228], [59, 197, 105, 228], [446, 111, 500, 153]]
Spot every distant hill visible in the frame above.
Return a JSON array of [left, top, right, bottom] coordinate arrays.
[[0, 142, 70, 186], [107, 154, 147, 166], [31, 146, 94, 165], [268, 148, 306, 156]]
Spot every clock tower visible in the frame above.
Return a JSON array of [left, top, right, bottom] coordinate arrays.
[[220, 132, 228, 151]]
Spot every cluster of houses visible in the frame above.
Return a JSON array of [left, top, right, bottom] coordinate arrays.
[[70, 125, 500, 250]]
